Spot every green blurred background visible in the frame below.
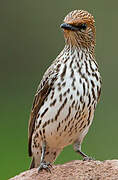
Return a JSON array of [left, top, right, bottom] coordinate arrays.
[[1, 0, 118, 179]]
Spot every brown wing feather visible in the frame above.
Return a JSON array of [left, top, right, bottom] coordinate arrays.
[[28, 81, 51, 156]]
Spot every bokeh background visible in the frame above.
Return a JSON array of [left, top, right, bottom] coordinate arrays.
[[1, 0, 118, 179]]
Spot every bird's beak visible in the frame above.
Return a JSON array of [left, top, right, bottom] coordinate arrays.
[[60, 23, 78, 31]]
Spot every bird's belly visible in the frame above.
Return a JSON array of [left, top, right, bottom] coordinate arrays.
[[36, 77, 96, 149], [43, 103, 94, 148]]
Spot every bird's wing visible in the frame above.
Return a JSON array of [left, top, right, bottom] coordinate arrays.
[[28, 68, 57, 156]]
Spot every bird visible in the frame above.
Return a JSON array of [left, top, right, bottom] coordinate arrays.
[[28, 10, 101, 172]]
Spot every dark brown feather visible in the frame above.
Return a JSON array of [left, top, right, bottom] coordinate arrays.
[[28, 81, 52, 156], [28, 66, 58, 157], [29, 157, 35, 169]]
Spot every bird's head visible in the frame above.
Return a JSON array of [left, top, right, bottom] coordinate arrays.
[[61, 10, 96, 52]]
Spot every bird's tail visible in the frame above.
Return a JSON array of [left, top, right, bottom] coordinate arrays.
[[29, 157, 35, 169]]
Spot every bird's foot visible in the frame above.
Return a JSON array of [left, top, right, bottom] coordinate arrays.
[[83, 156, 94, 161], [75, 149, 94, 161], [38, 161, 52, 173]]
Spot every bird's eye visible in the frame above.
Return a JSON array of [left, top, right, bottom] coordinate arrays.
[[80, 23, 87, 30], [76, 23, 87, 31]]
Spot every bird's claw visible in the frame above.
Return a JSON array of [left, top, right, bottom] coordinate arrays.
[[83, 156, 94, 161], [38, 161, 52, 173]]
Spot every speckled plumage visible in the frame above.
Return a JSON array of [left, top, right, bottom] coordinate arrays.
[[28, 10, 101, 170]]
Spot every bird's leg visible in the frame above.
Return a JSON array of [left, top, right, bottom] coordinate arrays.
[[38, 142, 52, 173], [73, 141, 93, 161], [75, 149, 93, 161]]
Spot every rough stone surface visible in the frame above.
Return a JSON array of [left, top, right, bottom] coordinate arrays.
[[10, 160, 118, 180]]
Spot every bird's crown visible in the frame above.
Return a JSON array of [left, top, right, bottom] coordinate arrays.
[[64, 10, 95, 27]]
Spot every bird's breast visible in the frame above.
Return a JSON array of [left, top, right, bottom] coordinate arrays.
[[35, 53, 101, 148]]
